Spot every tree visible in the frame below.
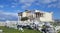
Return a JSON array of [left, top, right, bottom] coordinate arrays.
[[21, 17, 29, 21]]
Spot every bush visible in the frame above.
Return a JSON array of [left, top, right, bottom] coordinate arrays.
[[21, 17, 29, 21]]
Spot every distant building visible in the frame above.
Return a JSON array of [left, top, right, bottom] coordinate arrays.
[[18, 10, 53, 22], [0, 22, 6, 26]]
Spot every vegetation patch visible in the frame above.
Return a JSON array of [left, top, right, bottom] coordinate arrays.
[[0, 26, 42, 33]]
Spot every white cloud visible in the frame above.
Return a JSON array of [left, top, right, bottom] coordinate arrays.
[[16, 10, 23, 13], [57, 5, 60, 8], [19, 0, 36, 9], [21, 3, 31, 9], [11, 0, 33, 9], [9, 0, 60, 9], [19, 0, 58, 9], [25, 3, 31, 6], [21, 5, 27, 9], [0, 10, 18, 21], [48, 4, 57, 8], [20, 0, 35, 3], [39, 0, 57, 4], [51, 0, 57, 2], [12, 0, 57, 9], [11, 2, 19, 6], [0, 11, 18, 17], [47, 0, 60, 8], [0, 5, 4, 8], [41, 0, 51, 4], [57, 1, 60, 8], [0, 17, 5, 20], [11, 5, 16, 8]]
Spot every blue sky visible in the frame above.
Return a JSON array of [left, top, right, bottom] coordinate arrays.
[[0, 0, 60, 21]]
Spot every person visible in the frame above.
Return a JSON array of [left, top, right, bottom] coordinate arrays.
[[19, 27, 24, 32], [47, 26, 56, 33], [17, 25, 24, 32], [44, 22, 56, 33], [33, 21, 39, 30], [41, 28, 47, 33], [0, 30, 3, 33]]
